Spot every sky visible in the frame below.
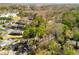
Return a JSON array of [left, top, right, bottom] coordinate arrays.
[[0, 0, 79, 3]]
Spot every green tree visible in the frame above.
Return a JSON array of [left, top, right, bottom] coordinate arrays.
[[62, 12, 76, 29], [23, 26, 36, 38], [17, 11, 29, 17], [74, 31, 79, 49], [48, 40, 61, 55], [63, 42, 76, 55], [36, 25, 46, 38], [33, 15, 46, 27]]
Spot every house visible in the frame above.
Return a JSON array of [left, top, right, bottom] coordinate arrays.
[[9, 24, 24, 30], [9, 30, 22, 35]]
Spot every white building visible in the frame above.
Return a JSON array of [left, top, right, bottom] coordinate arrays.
[[0, 12, 18, 17]]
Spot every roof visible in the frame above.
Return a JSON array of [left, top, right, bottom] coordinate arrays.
[[9, 30, 22, 35], [10, 24, 24, 29], [28, 16, 33, 20]]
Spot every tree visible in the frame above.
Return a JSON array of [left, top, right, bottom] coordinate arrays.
[[36, 25, 46, 38], [23, 25, 46, 39], [48, 40, 61, 55], [0, 35, 3, 40], [74, 31, 79, 49], [63, 42, 76, 55], [23, 16, 46, 38], [17, 11, 29, 17], [33, 15, 46, 27], [62, 12, 76, 29], [23, 26, 36, 38]]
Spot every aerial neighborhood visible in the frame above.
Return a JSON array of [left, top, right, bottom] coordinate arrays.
[[0, 4, 79, 55]]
